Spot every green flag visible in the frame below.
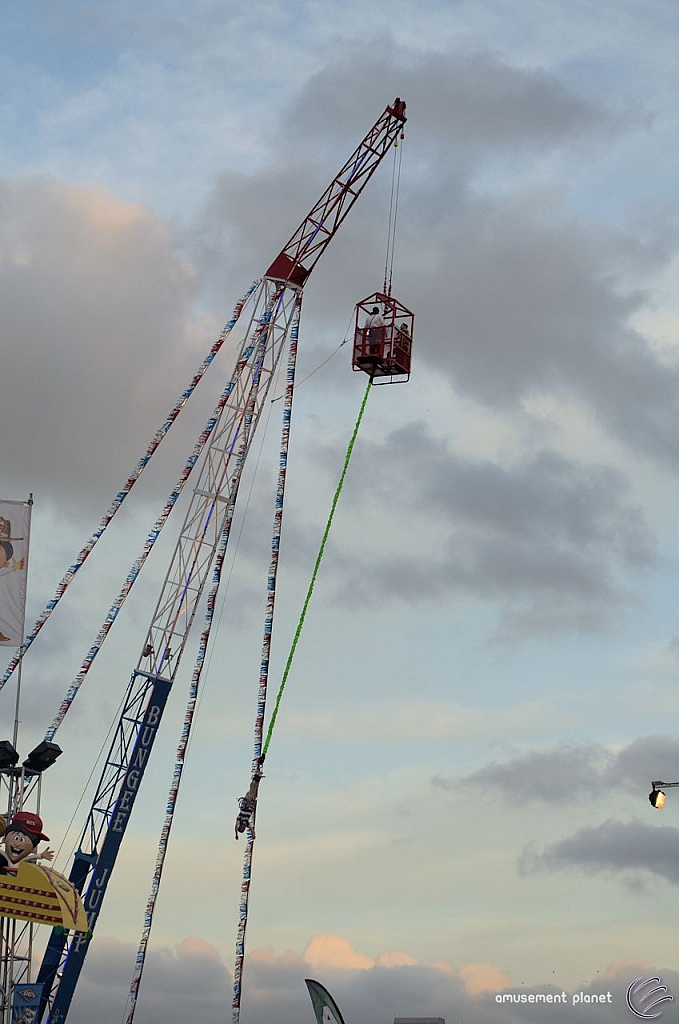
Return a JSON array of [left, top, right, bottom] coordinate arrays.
[[305, 979, 347, 1024]]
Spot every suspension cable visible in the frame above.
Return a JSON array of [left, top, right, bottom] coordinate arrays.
[[383, 143, 398, 294], [122, 305, 297, 1024], [43, 283, 279, 742], [387, 140, 403, 297], [382, 133, 404, 296], [232, 298, 301, 1024]]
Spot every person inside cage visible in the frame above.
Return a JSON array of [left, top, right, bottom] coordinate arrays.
[[363, 306, 385, 344]]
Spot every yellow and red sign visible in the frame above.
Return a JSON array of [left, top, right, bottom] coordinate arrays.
[[0, 862, 88, 932]]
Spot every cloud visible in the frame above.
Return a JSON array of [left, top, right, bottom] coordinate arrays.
[[208, 411, 655, 631], [66, 933, 676, 1024], [0, 178, 204, 509], [602, 958, 654, 980], [518, 818, 679, 887], [441, 212, 679, 472], [69, 935, 231, 1024], [320, 426, 655, 627], [459, 743, 607, 803], [301, 935, 419, 973], [437, 734, 679, 805], [1, 47, 665, 630], [303, 935, 375, 971], [2, 28, 674, 515], [378, 951, 419, 969], [459, 962, 511, 995], [287, 49, 610, 159], [609, 734, 679, 792]]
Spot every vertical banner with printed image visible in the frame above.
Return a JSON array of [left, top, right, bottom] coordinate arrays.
[[0, 499, 31, 646], [12, 981, 43, 1023]]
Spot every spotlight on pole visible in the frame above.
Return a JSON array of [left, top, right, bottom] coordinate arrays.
[[649, 787, 666, 809], [648, 780, 679, 808], [22, 740, 62, 774], [0, 740, 19, 771]]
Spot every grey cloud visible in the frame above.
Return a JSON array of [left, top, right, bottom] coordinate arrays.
[[4, 44, 671, 525], [419, 440, 651, 565], [519, 818, 679, 886], [6, 46, 665, 522], [0, 178, 201, 509], [410, 199, 679, 469], [442, 735, 679, 805], [608, 735, 679, 794], [461, 744, 607, 803], [69, 937, 230, 1024], [67, 934, 666, 1024], [321, 425, 655, 624], [288, 48, 611, 158]]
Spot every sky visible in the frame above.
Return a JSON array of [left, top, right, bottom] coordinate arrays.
[[3, 1, 679, 1022]]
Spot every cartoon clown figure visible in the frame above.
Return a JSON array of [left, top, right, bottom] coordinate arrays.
[[0, 811, 54, 875]]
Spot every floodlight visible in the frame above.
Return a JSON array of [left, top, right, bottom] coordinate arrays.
[[649, 788, 666, 809], [22, 741, 62, 773], [0, 740, 19, 770]]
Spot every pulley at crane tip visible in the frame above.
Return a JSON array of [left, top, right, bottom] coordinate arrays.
[[388, 97, 407, 122], [352, 291, 414, 385]]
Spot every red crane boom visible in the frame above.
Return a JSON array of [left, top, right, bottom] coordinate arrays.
[[265, 98, 406, 286]]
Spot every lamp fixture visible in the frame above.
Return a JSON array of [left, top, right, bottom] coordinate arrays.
[[22, 740, 62, 774], [0, 739, 19, 771], [648, 780, 679, 809], [649, 787, 666, 809]]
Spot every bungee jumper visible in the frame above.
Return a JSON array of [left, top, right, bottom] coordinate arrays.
[[235, 762, 265, 840]]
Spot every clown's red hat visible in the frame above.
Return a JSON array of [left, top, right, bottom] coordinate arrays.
[[9, 811, 49, 841]]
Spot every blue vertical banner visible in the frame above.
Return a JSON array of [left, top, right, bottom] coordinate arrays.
[[12, 982, 43, 1023]]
